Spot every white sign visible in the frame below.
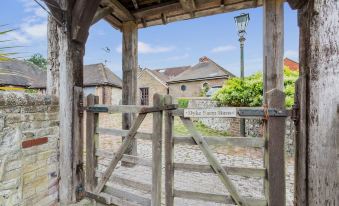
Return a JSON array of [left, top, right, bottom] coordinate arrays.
[[183, 108, 237, 118]]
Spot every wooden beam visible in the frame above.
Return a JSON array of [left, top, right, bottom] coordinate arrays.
[[47, 16, 59, 97], [180, 0, 196, 12], [122, 21, 138, 157], [132, 0, 139, 9], [91, 7, 113, 25], [72, 0, 101, 43], [296, 1, 339, 205], [106, 0, 135, 21], [42, 0, 63, 24], [286, 0, 307, 10], [263, 1, 285, 205]]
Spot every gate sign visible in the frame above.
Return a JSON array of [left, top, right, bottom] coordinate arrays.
[[184, 108, 237, 118]]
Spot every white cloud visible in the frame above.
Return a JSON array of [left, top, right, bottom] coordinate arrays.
[[21, 21, 47, 38], [211, 45, 236, 53], [166, 53, 190, 61], [116, 41, 174, 54], [284, 50, 299, 60]]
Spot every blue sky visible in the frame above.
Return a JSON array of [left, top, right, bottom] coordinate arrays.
[[1, 0, 299, 77]]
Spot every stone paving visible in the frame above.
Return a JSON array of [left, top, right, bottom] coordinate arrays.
[[88, 113, 294, 206]]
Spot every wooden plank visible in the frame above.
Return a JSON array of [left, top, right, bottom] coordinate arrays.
[[91, 7, 113, 25], [95, 113, 147, 193], [180, 117, 248, 206], [97, 128, 152, 141], [297, 2, 339, 205], [122, 21, 138, 157], [104, 185, 151, 206], [180, 0, 196, 14], [173, 163, 266, 178], [152, 94, 163, 206], [173, 190, 266, 206], [164, 95, 174, 206], [173, 136, 265, 148], [88, 104, 176, 113], [85, 191, 113, 205], [263, 89, 286, 206], [96, 173, 152, 193], [71, 0, 101, 42], [86, 95, 99, 192], [286, 0, 307, 9], [46, 16, 59, 97], [42, 0, 63, 24], [96, 150, 152, 167], [107, 0, 135, 21]]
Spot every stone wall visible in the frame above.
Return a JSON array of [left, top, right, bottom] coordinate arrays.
[[185, 97, 296, 156], [0, 92, 59, 206]]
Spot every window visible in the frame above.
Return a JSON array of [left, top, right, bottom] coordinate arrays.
[[140, 88, 149, 105], [181, 85, 186, 91]]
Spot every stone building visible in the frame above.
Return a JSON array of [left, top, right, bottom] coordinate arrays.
[[0, 60, 122, 105], [137, 56, 235, 105]]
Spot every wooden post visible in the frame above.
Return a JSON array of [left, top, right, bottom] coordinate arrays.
[[47, 16, 59, 97], [122, 21, 138, 157], [164, 95, 174, 206], [86, 95, 99, 192], [55, 1, 85, 203], [263, 1, 285, 205], [295, 1, 339, 205], [152, 94, 163, 206]]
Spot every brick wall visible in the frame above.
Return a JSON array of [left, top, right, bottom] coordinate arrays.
[[0, 92, 59, 206], [168, 78, 226, 98], [137, 71, 168, 105]]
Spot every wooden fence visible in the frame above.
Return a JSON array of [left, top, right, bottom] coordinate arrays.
[[84, 91, 287, 206]]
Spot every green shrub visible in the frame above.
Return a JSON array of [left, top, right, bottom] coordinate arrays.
[[177, 98, 189, 108], [212, 67, 299, 108]]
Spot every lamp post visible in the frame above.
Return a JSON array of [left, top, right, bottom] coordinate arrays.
[[234, 13, 250, 137]]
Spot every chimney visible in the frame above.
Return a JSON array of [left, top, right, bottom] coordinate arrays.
[[199, 56, 210, 63]]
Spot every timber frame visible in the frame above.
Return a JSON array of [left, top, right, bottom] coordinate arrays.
[[45, 0, 338, 205]]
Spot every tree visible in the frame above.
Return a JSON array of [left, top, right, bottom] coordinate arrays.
[[212, 67, 299, 108], [26, 53, 47, 70]]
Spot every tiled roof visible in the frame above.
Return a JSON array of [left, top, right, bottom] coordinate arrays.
[[284, 58, 299, 71], [154, 66, 190, 80], [84, 63, 122, 88]]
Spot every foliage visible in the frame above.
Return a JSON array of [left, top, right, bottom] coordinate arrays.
[[173, 117, 229, 136], [26, 53, 47, 70], [0, 26, 17, 61], [177, 98, 189, 108], [199, 83, 210, 97], [212, 67, 299, 108]]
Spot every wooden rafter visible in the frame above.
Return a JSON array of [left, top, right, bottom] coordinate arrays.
[[72, 0, 102, 43], [287, 0, 307, 10], [105, 0, 135, 22], [41, 0, 63, 24], [132, 0, 139, 9], [91, 7, 113, 25], [180, 0, 196, 12]]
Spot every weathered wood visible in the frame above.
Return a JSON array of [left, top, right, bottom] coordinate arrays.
[[263, 89, 286, 206], [122, 21, 138, 157], [104, 185, 151, 206], [71, 0, 101, 43], [95, 113, 147, 193], [173, 136, 265, 148], [92, 7, 113, 26], [180, 0, 196, 12], [42, 0, 63, 24], [96, 150, 152, 167], [286, 0, 307, 10], [47, 16, 60, 97], [55, 0, 87, 202], [97, 128, 152, 140], [106, 0, 135, 21], [180, 117, 248, 206], [173, 162, 266, 177], [164, 95, 174, 206], [263, 0, 284, 99], [296, 1, 339, 205], [152, 94, 163, 206], [88, 104, 176, 114], [86, 95, 99, 192], [173, 190, 266, 206]]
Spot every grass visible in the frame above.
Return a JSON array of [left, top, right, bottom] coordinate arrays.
[[173, 117, 229, 137]]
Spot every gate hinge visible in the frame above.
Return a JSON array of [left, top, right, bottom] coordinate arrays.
[[291, 102, 299, 124]]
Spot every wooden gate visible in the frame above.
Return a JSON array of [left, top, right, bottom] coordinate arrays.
[[164, 89, 288, 206], [84, 93, 175, 206]]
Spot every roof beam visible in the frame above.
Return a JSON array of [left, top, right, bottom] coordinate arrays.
[[41, 0, 63, 24], [180, 0, 196, 12], [72, 0, 102, 43], [91, 7, 113, 25], [107, 0, 135, 22], [132, 0, 139, 9]]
